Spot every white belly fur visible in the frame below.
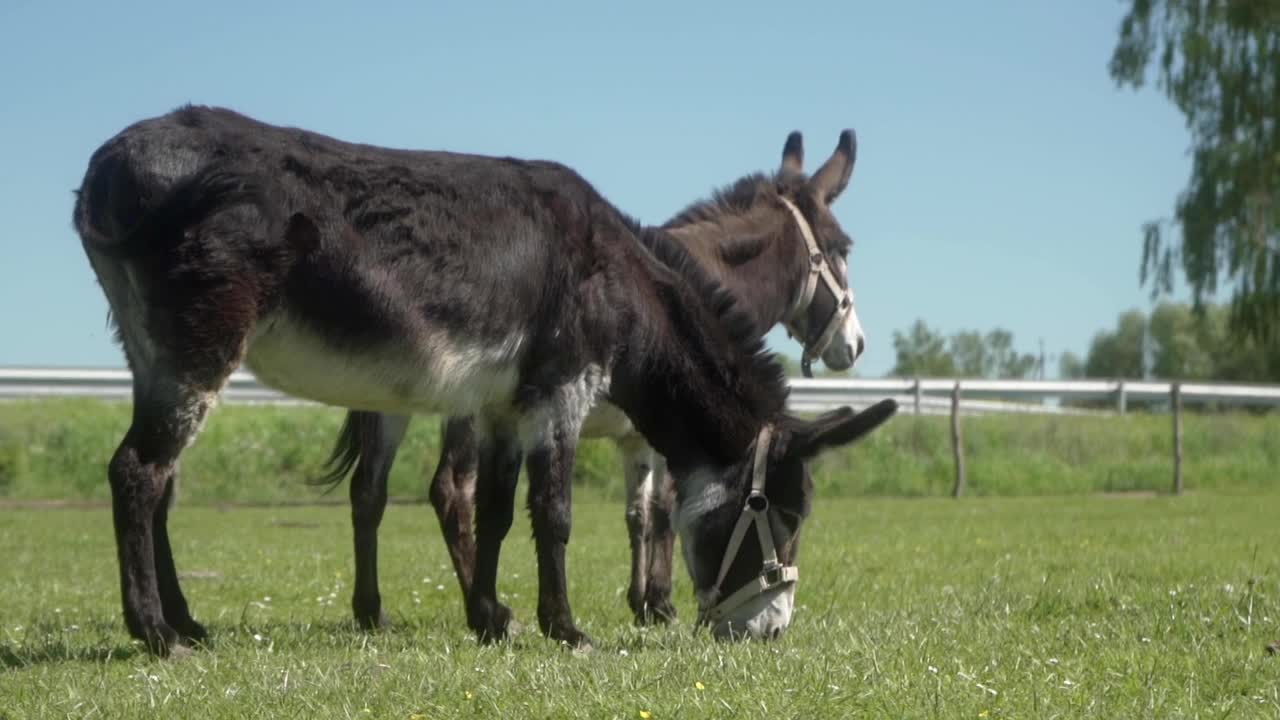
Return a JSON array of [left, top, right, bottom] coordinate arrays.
[[243, 311, 523, 416]]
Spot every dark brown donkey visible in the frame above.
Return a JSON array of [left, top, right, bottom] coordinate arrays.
[[73, 106, 896, 654], [317, 131, 866, 630]]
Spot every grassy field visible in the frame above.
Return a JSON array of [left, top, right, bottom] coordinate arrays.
[[2, 399, 1278, 503], [2, 494, 1278, 718]]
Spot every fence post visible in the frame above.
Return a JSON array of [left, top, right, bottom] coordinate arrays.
[[1117, 381, 1127, 414], [951, 381, 966, 498], [1171, 382, 1183, 495], [913, 378, 923, 415]]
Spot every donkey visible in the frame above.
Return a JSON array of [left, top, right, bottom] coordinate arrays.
[[318, 130, 866, 631], [73, 105, 897, 654]]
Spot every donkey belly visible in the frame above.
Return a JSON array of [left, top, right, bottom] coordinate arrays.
[[242, 312, 523, 416]]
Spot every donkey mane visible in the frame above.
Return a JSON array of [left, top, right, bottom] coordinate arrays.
[[665, 172, 851, 256], [629, 221, 790, 436]]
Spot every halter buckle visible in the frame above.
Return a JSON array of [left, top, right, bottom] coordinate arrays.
[[763, 565, 786, 587]]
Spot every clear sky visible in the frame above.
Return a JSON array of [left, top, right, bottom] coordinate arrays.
[[0, 1, 1192, 378]]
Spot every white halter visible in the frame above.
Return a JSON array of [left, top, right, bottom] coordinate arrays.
[[778, 197, 854, 378], [696, 425, 799, 628]]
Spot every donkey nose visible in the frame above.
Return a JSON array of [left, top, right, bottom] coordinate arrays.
[[854, 334, 866, 359]]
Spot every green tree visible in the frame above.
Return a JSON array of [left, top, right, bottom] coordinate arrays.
[[1059, 351, 1086, 379], [891, 320, 956, 377], [891, 321, 1038, 378], [1148, 302, 1216, 378], [948, 330, 988, 376], [984, 329, 1039, 379], [1076, 301, 1280, 381], [1110, 1, 1280, 338], [1084, 310, 1147, 378]]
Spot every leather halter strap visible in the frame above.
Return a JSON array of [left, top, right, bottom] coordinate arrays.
[[778, 197, 855, 378], [697, 425, 799, 628]]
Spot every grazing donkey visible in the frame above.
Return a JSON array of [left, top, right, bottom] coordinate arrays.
[[318, 130, 866, 631], [73, 105, 897, 654]]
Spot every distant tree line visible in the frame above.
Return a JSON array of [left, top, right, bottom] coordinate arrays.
[[780, 301, 1278, 384], [888, 320, 1040, 379], [1060, 301, 1280, 383]]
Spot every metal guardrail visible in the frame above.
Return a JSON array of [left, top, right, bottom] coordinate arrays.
[[2, 367, 1278, 415]]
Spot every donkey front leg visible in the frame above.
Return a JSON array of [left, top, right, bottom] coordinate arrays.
[[465, 422, 523, 642], [110, 377, 222, 656], [349, 413, 410, 629], [429, 416, 480, 601], [526, 430, 591, 648]]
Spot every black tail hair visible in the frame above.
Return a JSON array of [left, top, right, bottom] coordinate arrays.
[[307, 411, 383, 492], [82, 167, 266, 259]]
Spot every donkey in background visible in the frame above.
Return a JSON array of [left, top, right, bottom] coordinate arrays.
[[318, 130, 866, 630], [73, 105, 896, 654]]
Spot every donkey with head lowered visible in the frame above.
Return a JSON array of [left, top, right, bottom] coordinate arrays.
[[73, 106, 896, 654], [320, 130, 867, 630]]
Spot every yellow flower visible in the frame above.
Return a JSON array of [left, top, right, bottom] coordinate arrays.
[[639, 712, 652, 719], [978, 711, 989, 718], [465, 691, 474, 701], [695, 682, 705, 691]]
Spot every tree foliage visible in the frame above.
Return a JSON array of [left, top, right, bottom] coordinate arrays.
[[891, 320, 1038, 378], [1110, 1, 1280, 338], [1077, 300, 1280, 381]]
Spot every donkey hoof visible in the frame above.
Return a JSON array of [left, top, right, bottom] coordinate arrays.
[[554, 628, 594, 651], [355, 609, 391, 631], [353, 595, 389, 630], [632, 591, 680, 625], [469, 601, 514, 644], [135, 622, 184, 657], [174, 617, 209, 645]]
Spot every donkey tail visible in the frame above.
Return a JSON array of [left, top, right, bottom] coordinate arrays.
[[76, 165, 266, 259], [308, 411, 384, 492]]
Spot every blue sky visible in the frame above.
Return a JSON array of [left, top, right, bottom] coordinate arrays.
[[0, 1, 1191, 378]]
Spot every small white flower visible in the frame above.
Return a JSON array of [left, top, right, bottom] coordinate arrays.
[[927, 665, 938, 674], [253, 633, 264, 642]]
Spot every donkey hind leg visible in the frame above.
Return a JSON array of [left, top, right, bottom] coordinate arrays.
[[110, 375, 224, 656], [429, 416, 480, 602], [153, 471, 205, 644], [349, 413, 411, 629], [465, 421, 523, 643], [642, 456, 679, 624]]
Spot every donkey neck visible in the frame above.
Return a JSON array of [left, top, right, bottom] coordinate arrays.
[[606, 229, 786, 476], [663, 206, 805, 333]]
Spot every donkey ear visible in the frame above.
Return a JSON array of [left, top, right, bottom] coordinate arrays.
[[784, 398, 897, 461], [808, 129, 857, 204], [781, 131, 804, 175]]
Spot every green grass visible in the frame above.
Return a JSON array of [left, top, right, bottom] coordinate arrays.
[[1, 399, 1278, 503], [2, 495, 1279, 718]]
